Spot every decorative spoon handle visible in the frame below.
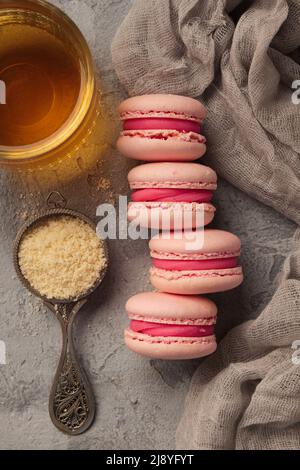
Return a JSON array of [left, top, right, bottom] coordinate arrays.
[[46, 300, 95, 435]]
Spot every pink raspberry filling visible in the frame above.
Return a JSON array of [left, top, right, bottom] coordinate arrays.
[[152, 257, 238, 271], [131, 188, 213, 203], [123, 118, 200, 133], [130, 320, 214, 338]]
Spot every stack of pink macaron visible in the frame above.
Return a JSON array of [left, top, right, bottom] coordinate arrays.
[[117, 94, 243, 360]]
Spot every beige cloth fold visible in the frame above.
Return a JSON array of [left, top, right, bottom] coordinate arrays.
[[112, 0, 300, 449]]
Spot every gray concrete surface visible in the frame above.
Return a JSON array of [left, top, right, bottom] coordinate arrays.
[[0, 0, 297, 450]]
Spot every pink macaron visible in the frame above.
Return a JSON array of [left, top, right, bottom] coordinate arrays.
[[149, 230, 243, 295], [128, 162, 217, 229], [117, 94, 207, 161], [125, 292, 217, 360]]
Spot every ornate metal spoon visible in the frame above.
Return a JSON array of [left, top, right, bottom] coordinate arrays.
[[13, 202, 108, 435]]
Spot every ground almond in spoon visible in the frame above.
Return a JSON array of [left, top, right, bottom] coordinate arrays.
[[18, 216, 107, 300]]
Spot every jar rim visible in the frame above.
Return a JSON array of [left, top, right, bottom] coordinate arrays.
[[0, 0, 95, 163]]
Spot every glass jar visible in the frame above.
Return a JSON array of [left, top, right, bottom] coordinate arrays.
[[0, 0, 109, 184]]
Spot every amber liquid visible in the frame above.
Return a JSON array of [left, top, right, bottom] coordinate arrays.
[[0, 23, 81, 147]]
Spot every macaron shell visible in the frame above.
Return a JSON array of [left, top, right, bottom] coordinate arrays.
[[150, 229, 241, 260], [117, 133, 206, 162], [119, 94, 206, 123], [128, 162, 217, 190], [126, 292, 217, 323], [150, 266, 244, 295], [128, 202, 215, 229], [125, 328, 217, 360]]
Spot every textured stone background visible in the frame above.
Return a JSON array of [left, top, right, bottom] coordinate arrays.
[[0, 0, 296, 450]]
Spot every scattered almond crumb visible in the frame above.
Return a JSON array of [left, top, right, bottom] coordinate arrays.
[[97, 177, 111, 191]]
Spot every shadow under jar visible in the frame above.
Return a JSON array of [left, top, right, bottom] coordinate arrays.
[[0, 0, 108, 183]]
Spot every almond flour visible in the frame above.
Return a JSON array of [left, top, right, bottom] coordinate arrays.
[[18, 216, 107, 300]]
